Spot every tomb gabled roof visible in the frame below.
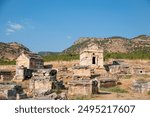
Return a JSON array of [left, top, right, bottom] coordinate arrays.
[[80, 43, 103, 53]]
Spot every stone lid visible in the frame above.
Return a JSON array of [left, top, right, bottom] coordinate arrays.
[[68, 79, 92, 85]]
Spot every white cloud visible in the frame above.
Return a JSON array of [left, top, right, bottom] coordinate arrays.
[[7, 28, 15, 33], [9, 23, 24, 30], [6, 21, 24, 35]]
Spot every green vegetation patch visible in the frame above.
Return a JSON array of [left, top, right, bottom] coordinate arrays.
[[101, 86, 128, 93], [147, 91, 150, 95], [43, 54, 79, 61], [0, 59, 16, 65], [104, 50, 150, 61]]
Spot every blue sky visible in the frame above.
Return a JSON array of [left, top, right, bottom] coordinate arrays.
[[0, 0, 150, 52]]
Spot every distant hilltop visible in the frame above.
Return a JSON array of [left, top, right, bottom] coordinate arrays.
[[63, 35, 150, 54], [0, 42, 30, 60]]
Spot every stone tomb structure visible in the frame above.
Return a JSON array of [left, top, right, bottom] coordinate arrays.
[[14, 51, 44, 81], [132, 80, 150, 93], [80, 43, 103, 68], [73, 43, 104, 78], [14, 66, 33, 81], [16, 51, 44, 69], [68, 44, 105, 97], [29, 77, 53, 97], [0, 71, 14, 81], [0, 83, 26, 100], [131, 67, 146, 75], [105, 60, 130, 74], [68, 79, 98, 96], [29, 69, 57, 97]]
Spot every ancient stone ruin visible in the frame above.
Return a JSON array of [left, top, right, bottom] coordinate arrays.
[[13, 51, 66, 99], [16, 51, 44, 69], [0, 42, 150, 100], [29, 69, 57, 97], [68, 79, 98, 96], [0, 70, 15, 81], [0, 82, 27, 100], [73, 66, 91, 77], [131, 80, 150, 93], [105, 60, 130, 74], [80, 43, 103, 68]]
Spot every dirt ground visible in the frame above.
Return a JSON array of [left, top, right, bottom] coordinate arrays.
[[91, 78, 150, 100]]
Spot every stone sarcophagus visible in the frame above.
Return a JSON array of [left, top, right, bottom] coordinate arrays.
[[68, 79, 98, 96]]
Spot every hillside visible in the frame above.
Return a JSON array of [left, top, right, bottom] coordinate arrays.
[[63, 35, 150, 54], [0, 35, 150, 62], [0, 42, 30, 61]]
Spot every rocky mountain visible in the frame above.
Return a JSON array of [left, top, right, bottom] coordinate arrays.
[[0, 42, 30, 60], [63, 35, 150, 54]]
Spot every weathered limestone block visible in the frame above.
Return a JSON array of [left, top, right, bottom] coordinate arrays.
[[109, 65, 120, 73], [0, 75, 4, 82], [32, 69, 57, 81], [16, 52, 44, 69], [132, 80, 150, 93], [14, 67, 32, 81], [73, 66, 91, 77], [0, 83, 17, 99], [30, 77, 52, 96], [68, 79, 98, 96], [99, 78, 117, 88], [0, 83, 27, 100]]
